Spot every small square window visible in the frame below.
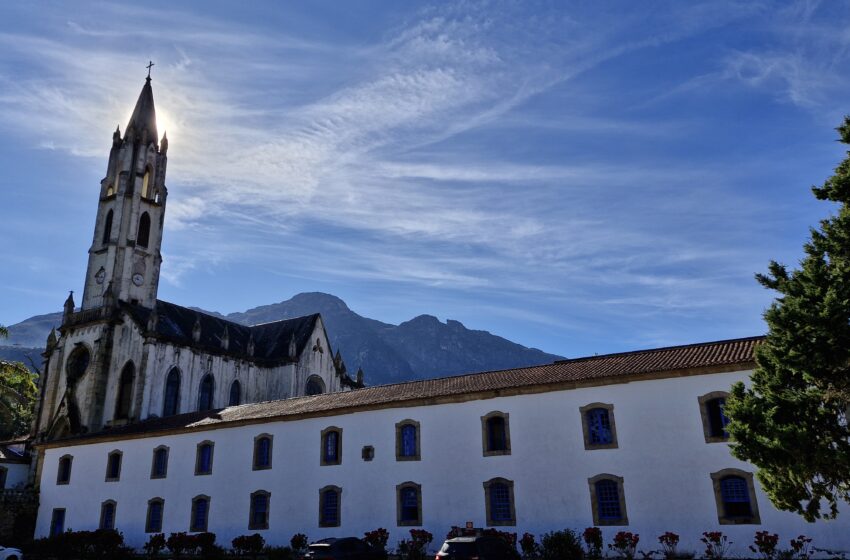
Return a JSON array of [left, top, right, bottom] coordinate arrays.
[[362, 445, 375, 461]]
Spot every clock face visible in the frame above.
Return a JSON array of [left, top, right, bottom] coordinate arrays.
[[95, 268, 106, 284], [132, 273, 144, 286]]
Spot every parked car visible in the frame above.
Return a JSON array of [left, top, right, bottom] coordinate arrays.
[[435, 536, 517, 560], [303, 537, 386, 560], [0, 546, 22, 560]]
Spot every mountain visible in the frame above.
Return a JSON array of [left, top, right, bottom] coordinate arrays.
[[1, 293, 564, 384]]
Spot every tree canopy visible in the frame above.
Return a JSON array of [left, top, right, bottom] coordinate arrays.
[[0, 324, 38, 440], [726, 117, 850, 521]]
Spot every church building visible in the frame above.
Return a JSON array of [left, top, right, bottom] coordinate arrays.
[[30, 77, 848, 553]]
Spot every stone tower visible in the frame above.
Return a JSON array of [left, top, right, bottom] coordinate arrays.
[[80, 75, 168, 311]]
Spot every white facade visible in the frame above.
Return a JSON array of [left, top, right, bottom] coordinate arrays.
[[35, 366, 848, 553]]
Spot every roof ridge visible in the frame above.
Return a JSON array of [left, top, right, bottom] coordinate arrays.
[[249, 313, 320, 329], [554, 335, 764, 364]]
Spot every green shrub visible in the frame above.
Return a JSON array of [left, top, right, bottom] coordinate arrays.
[[540, 529, 584, 560]]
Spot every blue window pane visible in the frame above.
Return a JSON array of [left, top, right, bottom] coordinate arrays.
[[256, 438, 270, 467], [322, 489, 339, 525], [193, 498, 209, 531], [487, 417, 507, 451], [708, 398, 730, 438], [107, 454, 121, 479], [198, 375, 214, 411], [401, 425, 417, 457], [595, 480, 622, 520], [720, 476, 751, 517], [587, 408, 612, 445], [154, 449, 167, 477], [163, 369, 180, 416], [400, 487, 419, 521], [251, 494, 268, 526], [50, 509, 65, 536], [198, 444, 212, 473], [490, 483, 512, 521], [324, 431, 339, 463], [148, 501, 163, 532], [100, 503, 115, 530]]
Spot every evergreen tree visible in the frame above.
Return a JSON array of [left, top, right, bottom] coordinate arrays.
[[726, 117, 850, 521]]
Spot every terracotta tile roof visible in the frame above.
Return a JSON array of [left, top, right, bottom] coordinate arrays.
[[46, 336, 761, 446]]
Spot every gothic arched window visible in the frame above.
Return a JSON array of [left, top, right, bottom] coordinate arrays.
[[114, 361, 134, 420], [137, 212, 151, 248], [102, 209, 113, 245], [229, 380, 241, 406], [163, 368, 180, 417], [198, 374, 214, 411], [66, 346, 90, 384]]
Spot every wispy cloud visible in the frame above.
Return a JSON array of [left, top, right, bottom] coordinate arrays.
[[1, 0, 844, 353]]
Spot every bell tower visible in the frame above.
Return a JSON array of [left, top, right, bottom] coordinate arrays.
[[81, 71, 168, 310]]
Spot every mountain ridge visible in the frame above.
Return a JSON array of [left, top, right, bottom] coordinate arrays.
[[1, 292, 564, 384]]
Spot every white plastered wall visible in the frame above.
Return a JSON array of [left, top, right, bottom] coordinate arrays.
[[35, 368, 848, 552]]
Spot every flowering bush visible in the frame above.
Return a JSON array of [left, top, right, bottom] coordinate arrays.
[[609, 531, 640, 560], [520, 532, 539, 558], [410, 529, 434, 549], [483, 529, 518, 550], [582, 527, 603, 559], [788, 535, 813, 560], [364, 528, 390, 551], [700, 532, 732, 560], [658, 532, 679, 560], [540, 529, 583, 560], [750, 531, 779, 560]]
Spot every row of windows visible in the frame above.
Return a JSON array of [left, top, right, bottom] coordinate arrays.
[[48, 469, 759, 537], [100, 210, 152, 249], [57, 393, 734, 486], [161, 369, 326, 418]]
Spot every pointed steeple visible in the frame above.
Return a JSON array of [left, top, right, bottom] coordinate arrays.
[[126, 76, 158, 147]]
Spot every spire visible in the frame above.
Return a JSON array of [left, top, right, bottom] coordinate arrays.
[[126, 74, 158, 147]]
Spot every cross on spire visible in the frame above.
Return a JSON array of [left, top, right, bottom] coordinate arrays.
[[146, 60, 155, 79]]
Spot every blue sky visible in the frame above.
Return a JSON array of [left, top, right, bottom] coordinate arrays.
[[1, 1, 848, 358]]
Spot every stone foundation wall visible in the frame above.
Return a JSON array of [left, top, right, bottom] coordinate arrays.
[[0, 489, 38, 546]]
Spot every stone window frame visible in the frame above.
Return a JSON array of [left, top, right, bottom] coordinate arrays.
[[150, 445, 170, 479], [395, 419, 421, 461], [699, 391, 731, 443], [579, 403, 619, 450], [481, 411, 512, 457], [588, 473, 629, 526], [320, 426, 343, 466], [99, 499, 117, 530], [710, 468, 761, 525], [190, 494, 211, 533], [248, 489, 271, 530], [396, 481, 423, 526], [146, 497, 165, 533], [483, 477, 516, 526], [50, 508, 66, 537], [362, 445, 375, 461], [319, 485, 342, 527], [56, 454, 73, 485], [253, 434, 274, 471], [105, 450, 123, 482], [195, 441, 215, 476]]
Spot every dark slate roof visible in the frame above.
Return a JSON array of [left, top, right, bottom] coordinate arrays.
[[122, 299, 321, 366], [47, 336, 761, 446], [126, 77, 158, 144]]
